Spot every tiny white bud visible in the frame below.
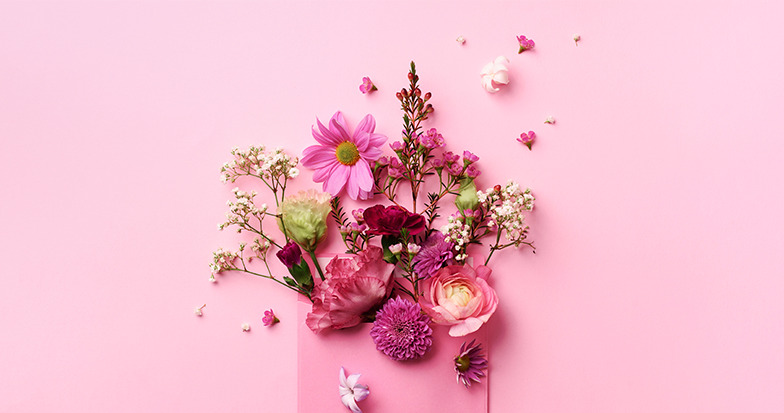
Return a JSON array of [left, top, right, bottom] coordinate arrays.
[[456, 35, 466, 44], [573, 34, 581, 45], [242, 323, 251, 332], [389, 244, 403, 254], [194, 304, 206, 316], [544, 116, 556, 124]]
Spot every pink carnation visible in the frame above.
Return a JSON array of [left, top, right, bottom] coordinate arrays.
[[306, 246, 395, 333], [418, 263, 499, 337]]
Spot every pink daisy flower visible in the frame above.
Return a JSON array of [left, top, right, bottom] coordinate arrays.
[[302, 111, 387, 200]]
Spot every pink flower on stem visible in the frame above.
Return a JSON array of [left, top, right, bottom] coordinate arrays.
[[262, 309, 280, 326], [301, 112, 387, 200], [359, 77, 377, 94], [517, 35, 535, 53], [517, 131, 536, 150]]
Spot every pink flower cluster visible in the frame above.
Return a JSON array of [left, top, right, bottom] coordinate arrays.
[[431, 150, 481, 178], [518, 131, 536, 150]]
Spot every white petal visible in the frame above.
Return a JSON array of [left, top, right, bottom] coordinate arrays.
[[494, 55, 510, 67], [492, 70, 509, 85], [346, 373, 361, 389], [480, 61, 494, 76], [341, 393, 361, 412], [353, 384, 370, 402]]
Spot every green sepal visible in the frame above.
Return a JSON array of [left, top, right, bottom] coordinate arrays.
[[381, 235, 399, 264]]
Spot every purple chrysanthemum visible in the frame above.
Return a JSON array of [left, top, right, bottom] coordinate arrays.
[[454, 339, 488, 387], [412, 231, 454, 279], [370, 297, 433, 361]]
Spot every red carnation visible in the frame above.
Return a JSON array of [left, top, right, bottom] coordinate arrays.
[[363, 205, 426, 236]]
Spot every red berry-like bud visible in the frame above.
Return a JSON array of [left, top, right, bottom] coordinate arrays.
[[414, 88, 421, 97], [424, 92, 432, 100], [408, 72, 414, 81], [493, 184, 502, 192], [396, 92, 403, 100]]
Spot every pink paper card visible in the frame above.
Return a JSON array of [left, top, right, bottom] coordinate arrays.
[[297, 298, 489, 412]]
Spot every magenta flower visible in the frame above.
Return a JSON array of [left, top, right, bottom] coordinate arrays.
[[306, 246, 395, 333], [276, 241, 302, 268], [262, 309, 279, 326], [517, 35, 535, 53], [359, 76, 377, 94], [517, 131, 536, 150], [301, 112, 387, 200], [412, 231, 454, 279], [371, 297, 433, 361], [362, 205, 426, 236], [454, 339, 488, 387]]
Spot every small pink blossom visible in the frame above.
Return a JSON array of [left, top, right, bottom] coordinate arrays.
[[465, 165, 481, 178], [517, 131, 536, 150], [517, 35, 535, 53], [262, 309, 279, 326], [339, 367, 369, 413], [462, 151, 479, 164], [359, 77, 377, 94]]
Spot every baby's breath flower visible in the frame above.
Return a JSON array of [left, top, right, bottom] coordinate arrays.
[[241, 323, 251, 332], [220, 146, 299, 184], [477, 181, 535, 247], [194, 304, 206, 316]]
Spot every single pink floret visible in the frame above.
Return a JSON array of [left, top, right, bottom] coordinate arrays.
[[262, 309, 279, 326], [517, 35, 535, 53], [359, 76, 377, 94], [517, 131, 536, 150], [301, 112, 387, 200]]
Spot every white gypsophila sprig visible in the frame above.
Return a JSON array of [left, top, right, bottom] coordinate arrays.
[[210, 248, 241, 275], [218, 188, 269, 233], [441, 214, 472, 262], [477, 181, 534, 247], [220, 146, 300, 183]]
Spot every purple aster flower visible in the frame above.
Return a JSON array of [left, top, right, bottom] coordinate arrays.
[[370, 296, 433, 361], [454, 339, 488, 387], [412, 231, 454, 279], [262, 309, 279, 326]]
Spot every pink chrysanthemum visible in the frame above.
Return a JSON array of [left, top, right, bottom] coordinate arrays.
[[301, 112, 387, 200], [454, 339, 488, 387], [370, 296, 433, 361]]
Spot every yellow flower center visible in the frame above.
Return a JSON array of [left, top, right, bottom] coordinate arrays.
[[335, 141, 361, 166]]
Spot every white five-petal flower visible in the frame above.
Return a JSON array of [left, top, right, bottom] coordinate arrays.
[[339, 367, 369, 413], [480, 56, 510, 93]]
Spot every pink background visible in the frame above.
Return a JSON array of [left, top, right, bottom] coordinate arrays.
[[2, 1, 783, 412]]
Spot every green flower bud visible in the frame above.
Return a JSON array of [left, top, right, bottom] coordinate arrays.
[[278, 189, 331, 252], [455, 178, 479, 212]]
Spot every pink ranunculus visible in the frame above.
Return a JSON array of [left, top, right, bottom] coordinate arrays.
[[418, 263, 499, 337], [306, 246, 395, 333]]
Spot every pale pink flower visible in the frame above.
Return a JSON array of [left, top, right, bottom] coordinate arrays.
[[480, 56, 510, 93], [301, 112, 387, 200], [339, 367, 369, 413], [359, 77, 377, 94], [306, 246, 395, 333], [419, 263, 499, 337], [517, 131, 536, 150]]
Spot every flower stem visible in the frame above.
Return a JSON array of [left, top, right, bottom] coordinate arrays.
[[308, 250, 325, 280]]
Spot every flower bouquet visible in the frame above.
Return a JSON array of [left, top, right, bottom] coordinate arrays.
[[211, 62, 535, 412]]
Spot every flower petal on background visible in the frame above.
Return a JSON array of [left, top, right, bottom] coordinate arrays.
[[325, 164, 349, 195], [353, 161, 374, 192], [449, 317, 484, 337], [356, 114, 376, 134]]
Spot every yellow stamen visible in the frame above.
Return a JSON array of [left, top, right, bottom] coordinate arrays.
[[335, 141, 361, 166]]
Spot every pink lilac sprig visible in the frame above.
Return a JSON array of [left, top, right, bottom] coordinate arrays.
[[517, 131, 536, 150], [359, 76, 377, 94], [517, 35, 535, 53]]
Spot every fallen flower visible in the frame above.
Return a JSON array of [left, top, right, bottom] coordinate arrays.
[[517, 35, 535, 53], [339, 367, 369, 413], [544, 116, 556, 124], [573, 34, 581, 46], [241, 323, 251, 332], [194, 304, 206, 316], [454, 339, 488, 388], [480, 56, 510, 93], [262, 309, 280, 326], [517, 131, 536, 150], [359, 77, 377, 94], [456, 35, 466, 44]]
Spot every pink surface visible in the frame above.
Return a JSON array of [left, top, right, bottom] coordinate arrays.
[[297, 299, 488, 412], [2, 1, 784, 412]]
